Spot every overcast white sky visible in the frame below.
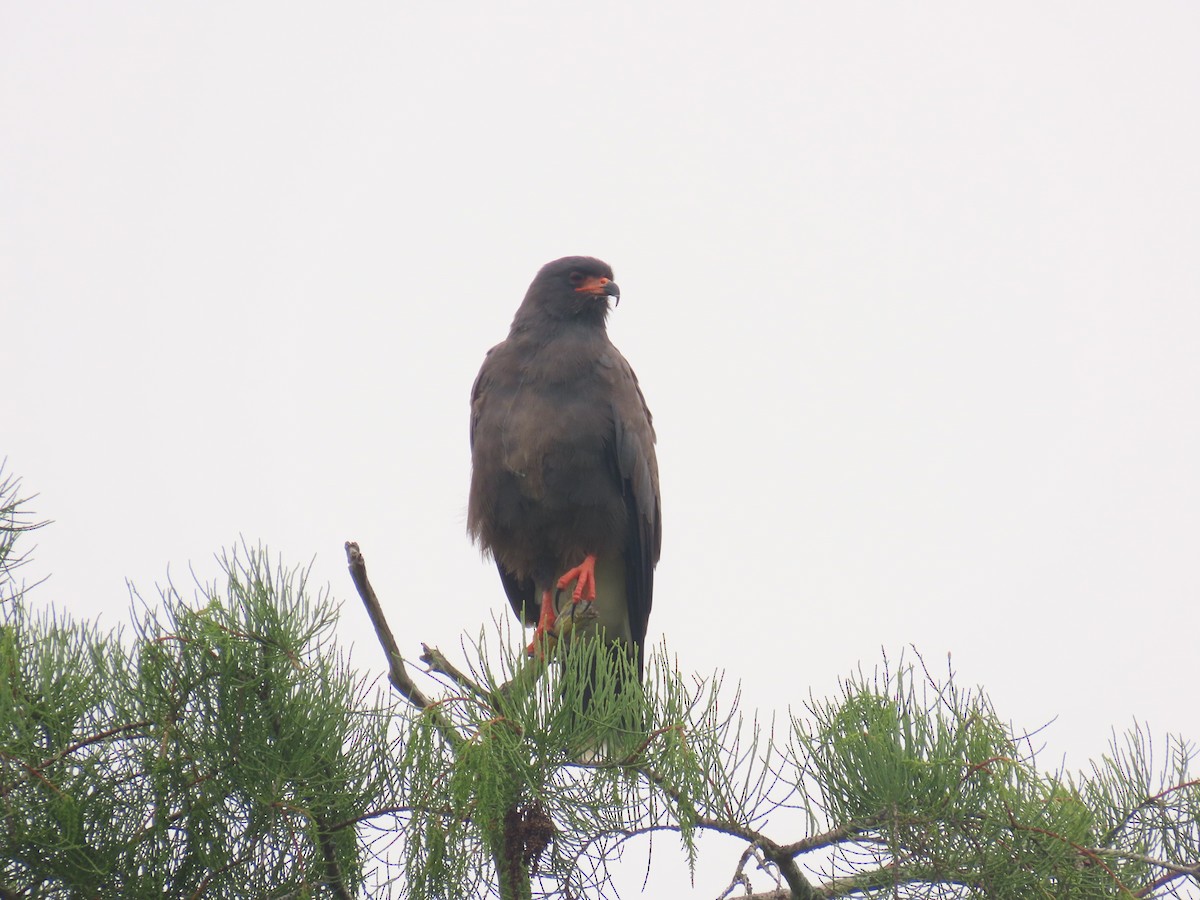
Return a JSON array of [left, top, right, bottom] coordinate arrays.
[[3, 3, 1199, 896]]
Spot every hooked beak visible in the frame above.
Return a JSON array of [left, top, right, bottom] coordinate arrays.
[[574, 276, 621, 305]]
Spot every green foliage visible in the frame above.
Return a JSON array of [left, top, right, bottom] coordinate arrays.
[[791, 656, 1197, 897], [0, 537, 393, 898], [393, 628, 717, 900], [0, 466, 49, 603], [1, 475, 1197, 899]]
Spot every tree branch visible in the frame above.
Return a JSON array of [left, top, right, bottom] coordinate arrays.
[[344, 541, 432, 709], [420, 642, 490, 704], [344, 541, 463, 749], [779, 823, 862, 857], [634, 763, 822, 900]]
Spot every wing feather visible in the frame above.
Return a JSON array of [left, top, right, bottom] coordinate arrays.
[[609, 357, 661, 675]]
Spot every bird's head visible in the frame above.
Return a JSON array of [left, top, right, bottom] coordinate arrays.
[[513, 256, 620, 328]]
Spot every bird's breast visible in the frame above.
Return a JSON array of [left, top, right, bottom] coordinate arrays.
[[487, 345, 615, 494]]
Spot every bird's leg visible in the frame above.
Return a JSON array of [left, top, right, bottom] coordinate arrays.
[[556, 554, 598, 603], [526, 589, 558, 656], [525, 556, 598, 656]]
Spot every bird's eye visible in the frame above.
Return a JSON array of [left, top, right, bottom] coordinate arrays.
[[568, 272, 584, 285]]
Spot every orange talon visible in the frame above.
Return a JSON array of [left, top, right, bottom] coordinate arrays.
[[526, 589, 558, 656], [556, 554, 598, 603]]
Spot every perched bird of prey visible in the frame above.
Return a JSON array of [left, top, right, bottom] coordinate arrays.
[[468, 256, 661, 681]]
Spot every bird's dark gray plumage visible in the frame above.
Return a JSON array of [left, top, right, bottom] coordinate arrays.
[[468, 256, 660, 677]]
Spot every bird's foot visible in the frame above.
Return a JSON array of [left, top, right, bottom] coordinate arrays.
[[526, 589, 559, 657], [556, 554, 598, 603]]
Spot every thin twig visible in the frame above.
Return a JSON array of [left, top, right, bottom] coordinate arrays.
[[344, 541, 463, 749], [344, 542, 430, 708], [635, 763, 821, 900], [420, 643, 490, 703], [718, 843, 783, 900]]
